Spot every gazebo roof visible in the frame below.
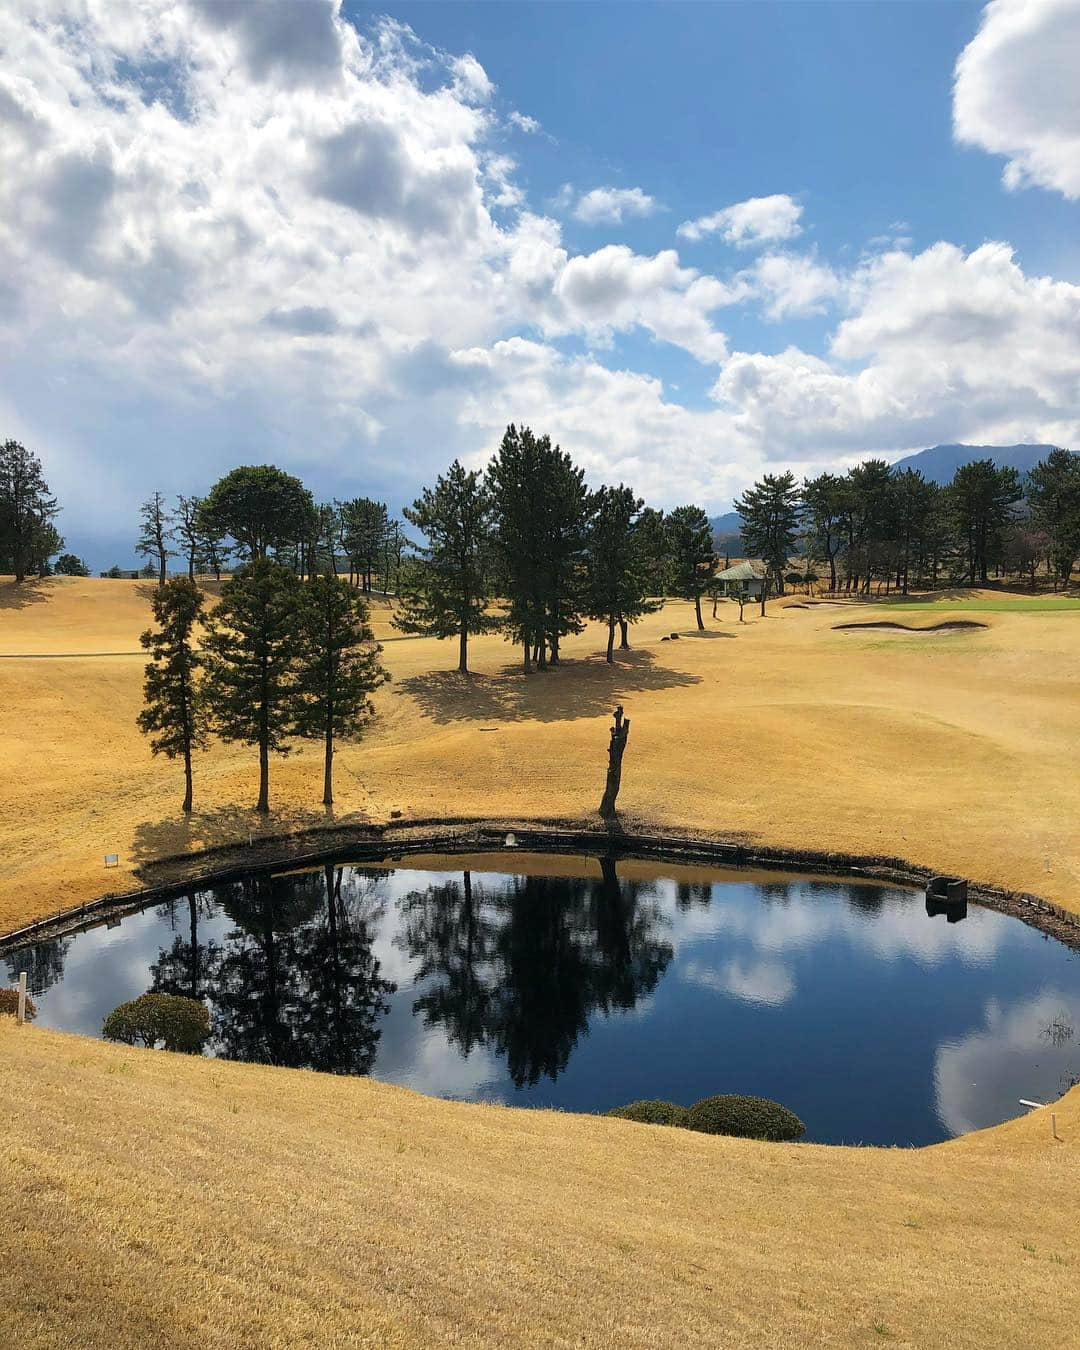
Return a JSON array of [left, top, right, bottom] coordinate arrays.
[[714, 560, 765, 581]]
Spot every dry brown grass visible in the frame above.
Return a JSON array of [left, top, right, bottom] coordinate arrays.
[[3, 575, 1079, 933], [4, 577, 1080, 1347], [1, 1023, 1076, 1350]]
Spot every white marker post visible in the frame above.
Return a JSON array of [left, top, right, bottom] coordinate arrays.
[[16, 971, 27, 1025]]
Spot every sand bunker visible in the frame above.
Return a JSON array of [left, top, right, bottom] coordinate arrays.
[[833, 620, 987, 634]]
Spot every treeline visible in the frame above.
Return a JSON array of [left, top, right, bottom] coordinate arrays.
[[131, 468, 409, 593], [738, 450, 1080, 596]]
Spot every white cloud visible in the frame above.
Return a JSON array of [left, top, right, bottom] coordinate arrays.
[[678, 193, 803, 247], [450, 52, 494, 105], [549, 245, 739, 362], [508, 110, 542, 135], [711, 241, 1080, 458], [1, 0, 1078, 558], [568, 185, 660, 225], [749, 252, 840, 320], [954, 0, 1080, 200]]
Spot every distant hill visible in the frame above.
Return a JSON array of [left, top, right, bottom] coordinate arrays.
[[889, 443, 1067, 484], [709, 509, 742, 538]]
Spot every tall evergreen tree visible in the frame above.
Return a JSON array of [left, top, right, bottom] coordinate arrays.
[[202, 465, 315, 562], [136, 491, 175, 587], [665, 504, 715, 629], [174, 494, 204, 580], [340, 497, 389, 592], [585, 485, 660, 661], [537, 443, 592, 665], [801, 472, 846, 593], [735, 472, 801, 595], [488, 425, 590, 671], [949, 460, 1022, 582], [202, 559, 302, 813], [293, 574, 389, 807], [0, 440, 60, 582], [136, 577, 208, 812], [1026, 448, 1080, 586], [395, 460, 496, 673]]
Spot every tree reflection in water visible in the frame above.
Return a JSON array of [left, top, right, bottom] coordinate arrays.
[[149, 866, 394, 1074], [398, 855, 673, 1087]]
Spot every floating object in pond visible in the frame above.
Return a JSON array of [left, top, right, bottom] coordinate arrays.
[[926, 875, 968, 922], [104, 854, 118, 868], [505, 832, 517, 848]]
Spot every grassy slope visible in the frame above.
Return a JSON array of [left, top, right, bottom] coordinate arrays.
[[3, 1024, 1078, 1350], [3, 576, 1080, 932]]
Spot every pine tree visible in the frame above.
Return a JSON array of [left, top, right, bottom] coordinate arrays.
[[801, 473, 846, 593], [585, 485, 661, 662], [136, 491, 175, 587], [202, 560, 303, 813], [395, 461, 496, 673], [665, 505, 715, 629], [340, 497, 389, 592], [293, 575, 390, 807], [1026, 448, 1080, 586], [0, 440, 60, 583], [949, 460, 1022, 582], [173, 495, 204, 581], [137, 578, 208, 813], [735, 472, 801, 596], [487, 425, 591, 670], [487, 425, 554, 670]]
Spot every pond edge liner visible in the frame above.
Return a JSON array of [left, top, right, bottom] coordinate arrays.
[[2, 818, 1079, 957]]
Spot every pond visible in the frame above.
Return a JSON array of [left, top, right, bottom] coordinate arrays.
[[8, 853, 1079, 1146]]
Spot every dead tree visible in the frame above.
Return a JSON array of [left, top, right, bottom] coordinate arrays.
[[599, 705, 631, 821]]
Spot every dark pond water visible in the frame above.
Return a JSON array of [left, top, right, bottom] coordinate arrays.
[[8, 854, 1079, 1145]]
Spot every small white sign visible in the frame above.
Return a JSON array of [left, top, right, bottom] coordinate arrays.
[[104, 854, 119, 868]]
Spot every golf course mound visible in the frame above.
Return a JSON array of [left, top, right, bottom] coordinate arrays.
[[833, 619, 988, 634]]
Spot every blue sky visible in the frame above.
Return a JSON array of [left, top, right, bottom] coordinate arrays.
[[0, 0, 1077, 568]]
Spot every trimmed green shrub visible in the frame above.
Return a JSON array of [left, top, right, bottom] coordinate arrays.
[[0, 987, 37, 1021], [684, 1094, 805, 1141], [605, 1099, 690, 1127], [102, 993, 210, 1054]]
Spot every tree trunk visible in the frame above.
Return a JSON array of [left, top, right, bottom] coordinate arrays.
[[694, 594, 704, 630], [158, 551, 166, 587], [619, 619, 629, 650], [606, 616, 615, 664], [182, 747, 193, 814], [257, 737, 269, 813], [458, 622, 469, 674], [323, 723, 334, 807], [522, 638, 530, 673], [599, 705, 630, 821], [759, 588, 766, 617]]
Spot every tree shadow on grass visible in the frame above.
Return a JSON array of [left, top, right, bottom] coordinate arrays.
[[129, 803, 333, 872], [395, 647, 703, 726], [0, 578, 52, 611]]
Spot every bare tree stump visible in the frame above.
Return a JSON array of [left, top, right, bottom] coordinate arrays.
[[599, 705, 631, 821]]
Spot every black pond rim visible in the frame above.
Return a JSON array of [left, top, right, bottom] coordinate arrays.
[[2, 821, 1078, 958]]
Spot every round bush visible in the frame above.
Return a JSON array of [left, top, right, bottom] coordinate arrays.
[[102, 993, 210, 1054], [606, 1099, 690, 1127], [685, 1094, 805, 1141], [0, 987, 37, 1021]]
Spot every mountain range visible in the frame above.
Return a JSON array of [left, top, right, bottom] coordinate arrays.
[[711, 442, 1070, 539]]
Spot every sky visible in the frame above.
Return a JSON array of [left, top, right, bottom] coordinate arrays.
[[1, 0, 1078, 568]]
